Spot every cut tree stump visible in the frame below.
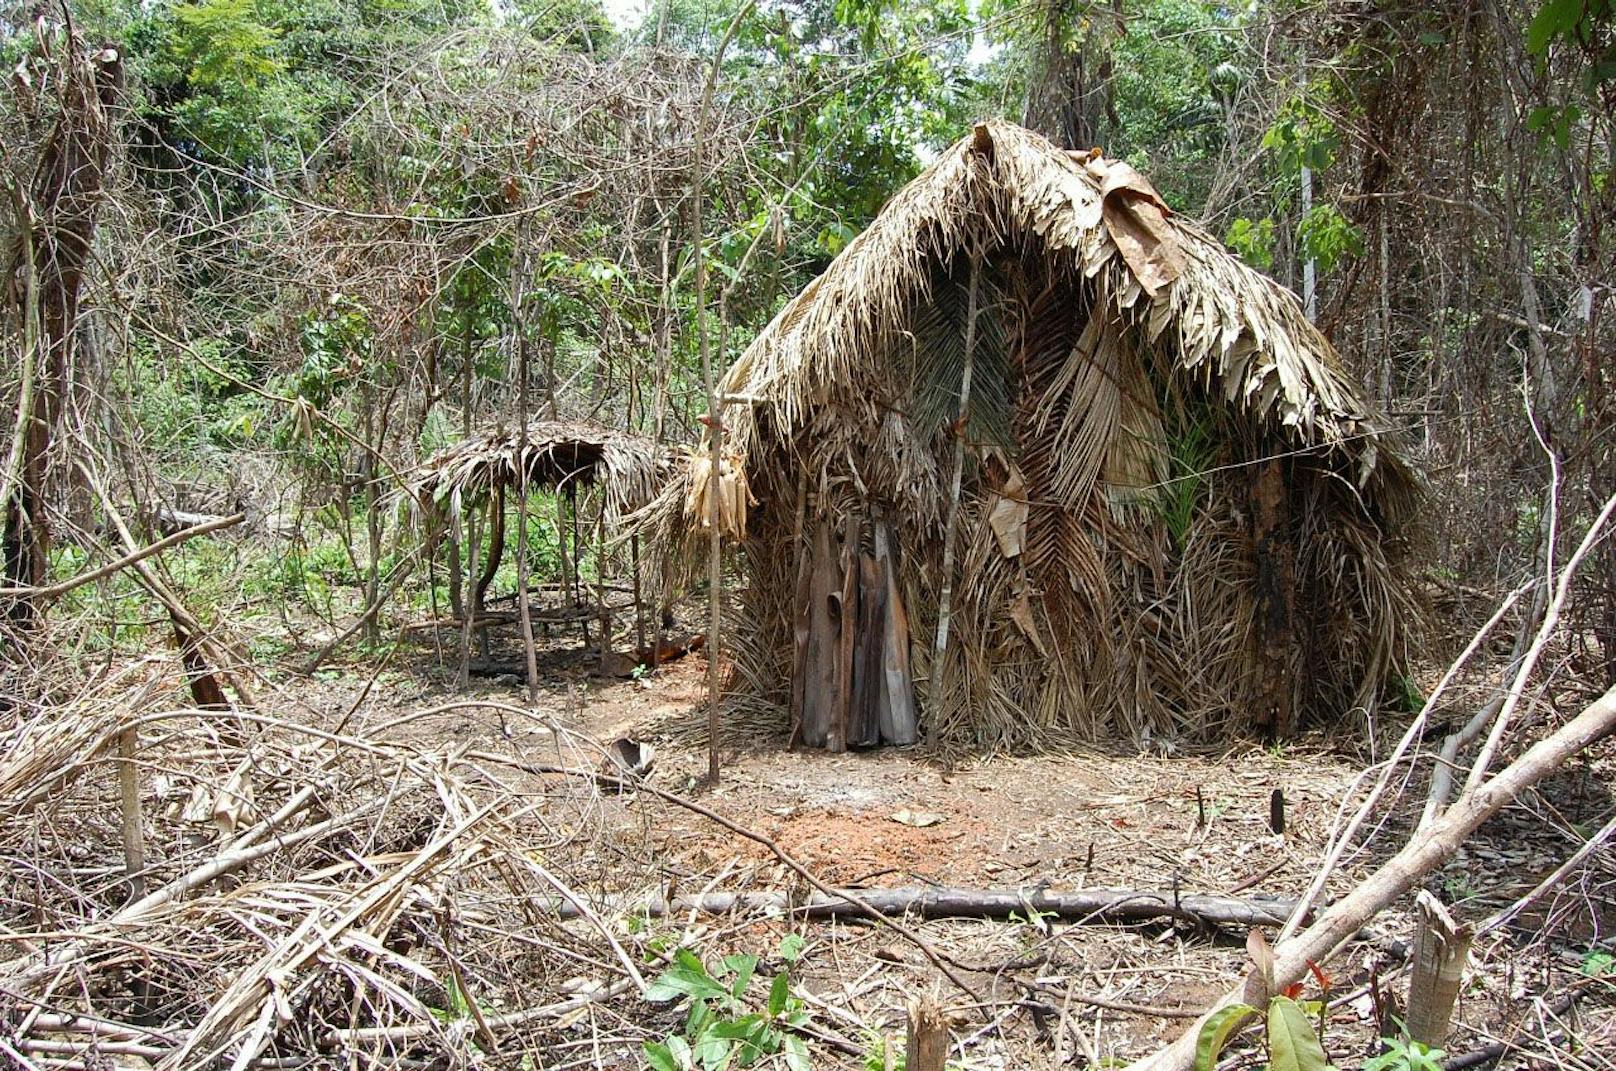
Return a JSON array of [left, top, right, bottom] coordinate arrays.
[[905, 994, 948, 1071], [1405, 890, 1472, 1045]]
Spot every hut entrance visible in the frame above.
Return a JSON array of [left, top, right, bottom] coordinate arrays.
[[790, 509, 918, 750]]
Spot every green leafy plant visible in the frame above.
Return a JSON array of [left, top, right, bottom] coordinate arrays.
[[1390, 673, 1425, 715], [1295, 204, 1364, 276], [1262, 94, 1341, 175], [860, 1028, 902, 1071], [426, 974, 492, 1059], [1225, 216, 1276, 270], [1156, 410, 1218, 550], [1194, 995, 1331, 1071], [643, 937, 811, 1071], [1194, 932, 1334, 1071], [1363, 1035, 1446, 1071], [1006, 907, 1059, 927], [1582, 948, 1615, 978]]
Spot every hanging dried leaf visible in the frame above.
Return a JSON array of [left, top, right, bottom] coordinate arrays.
[[987, 468, 1029, 558], [1008, 588, 1048, 656]]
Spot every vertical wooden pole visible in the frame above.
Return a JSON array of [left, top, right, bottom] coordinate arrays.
[[118, 726, 146, 901], [631, 533, 647, 653], [1405, 891, 1473, 1046], [458, 503, 479, 687], [569, 485, 587, 647], [596, 506, 610, 671], [511, 220, 541, 704], [932, 256, 981, 699], [692, 0, 755, 784]]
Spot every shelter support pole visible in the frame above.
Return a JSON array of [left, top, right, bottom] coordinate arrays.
[[512, 216, 541, 704], [787, 474, 809, 748], [631, 533, 646, 653], [458, 502, 479, 687], [596, 506, 611, 672], [568, 485, 587, 647], [930, 254, 981, 705], [1250, 457, 1297, 736], [691, 0, 753, 784], [476, 482, 507, 663]]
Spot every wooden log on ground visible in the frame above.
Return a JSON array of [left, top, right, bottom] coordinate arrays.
[[554, 885, 1301, 928]]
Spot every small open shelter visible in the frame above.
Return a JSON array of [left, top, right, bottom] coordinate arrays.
[[648, 121, 1420, 752], [411, 420, 665, 648]]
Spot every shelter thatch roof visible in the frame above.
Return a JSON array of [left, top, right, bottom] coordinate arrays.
[[713, 124, 1413, 518], [649, 121, 1421, 751], [411, 421, 665, 524]]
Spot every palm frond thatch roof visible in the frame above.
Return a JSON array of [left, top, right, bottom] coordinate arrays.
[[410, 421, 665, 523], [711, 121, 1413, 525]]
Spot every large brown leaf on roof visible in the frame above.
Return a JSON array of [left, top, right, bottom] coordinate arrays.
[[1080, 154, 1185, 298]]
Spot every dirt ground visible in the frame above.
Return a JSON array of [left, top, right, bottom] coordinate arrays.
[[279, 627, 1616, 1070]]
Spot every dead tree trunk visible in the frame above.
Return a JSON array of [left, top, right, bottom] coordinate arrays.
[[3, 37, 122, 626]]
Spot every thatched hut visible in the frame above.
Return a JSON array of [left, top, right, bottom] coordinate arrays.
[[410, 421, 667, 644], [650, 121, 1420, 752]]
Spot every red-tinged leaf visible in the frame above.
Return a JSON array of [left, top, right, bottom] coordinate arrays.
[[1307, 959, 1333, 994], [1282, 982, 1305, 999]]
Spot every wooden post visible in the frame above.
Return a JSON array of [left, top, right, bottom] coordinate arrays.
[[931, 256, 981, 695], [1250, 457, 1297, 736], [511, 217, 542, 705], [905, 994, 948, 1071], [1405, 890, 1473, 1046], [596, 505, 611, 673], [691, 0, 755, 785], [117, 725, 146, 901]]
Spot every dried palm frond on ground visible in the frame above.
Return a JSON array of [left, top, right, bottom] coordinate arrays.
[[644, 120, 1421, 751]]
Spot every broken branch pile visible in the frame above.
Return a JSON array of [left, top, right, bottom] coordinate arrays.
[[0, 669, 684, 1069]]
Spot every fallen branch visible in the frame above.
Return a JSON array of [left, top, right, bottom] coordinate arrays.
[[1425, 489, 1616, 825], [80, 463, 258, 711], [1031, 987, 1207, 1020], [1439, 984, 1592, 1071], [1125, 681, 1616, 1071], [0, 512, 244, 600], [1, 800, 383, 993], [467, 750, 988, 1008], [300, 548, 421, 674], [554, 886, 1300, 929], [323, 978, 639, 1047]]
